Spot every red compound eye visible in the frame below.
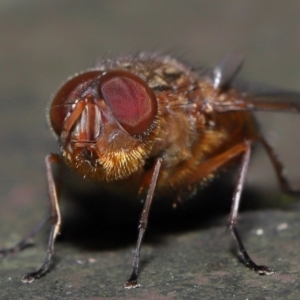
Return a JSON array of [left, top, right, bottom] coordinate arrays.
[[49, 71, 102, 136], [99, 70, 157, 135]]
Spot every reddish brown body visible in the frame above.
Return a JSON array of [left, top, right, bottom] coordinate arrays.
[[49, 54, 256, 200], [2, 52, 300, 288]]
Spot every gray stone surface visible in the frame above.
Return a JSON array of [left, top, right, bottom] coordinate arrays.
[[1, 1, 300, 299]]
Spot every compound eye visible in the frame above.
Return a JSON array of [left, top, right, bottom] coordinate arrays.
[[49, 71, 102, 136], [99, 70, 157, 136]]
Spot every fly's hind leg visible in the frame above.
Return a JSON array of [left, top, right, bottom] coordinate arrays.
[[0, 214, 51, 257], [259, 136, 300, 195]]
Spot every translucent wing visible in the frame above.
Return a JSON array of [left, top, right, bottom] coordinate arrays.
[[213, 53, 244, 90], [212, 54, 300, 113]]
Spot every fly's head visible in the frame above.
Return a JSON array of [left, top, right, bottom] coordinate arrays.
[[48, 69, 159, 181]]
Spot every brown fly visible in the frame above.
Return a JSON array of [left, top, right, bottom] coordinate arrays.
[[1, 52, 300, 288]]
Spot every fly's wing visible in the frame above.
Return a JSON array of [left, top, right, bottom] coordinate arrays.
[[213, 53, 244, 90], [211, 54, 300, 113]]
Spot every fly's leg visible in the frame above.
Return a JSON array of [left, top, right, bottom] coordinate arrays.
[[0, 215, 51, 256], [258, 136, 300, 195], [124, 158, 162, 289], [21, 153, 62, 283], [185, 141, 275, 274], [229, 141, 274, 275]]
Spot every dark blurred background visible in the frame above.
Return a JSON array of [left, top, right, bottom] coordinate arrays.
[[1, 1, 300, 299]]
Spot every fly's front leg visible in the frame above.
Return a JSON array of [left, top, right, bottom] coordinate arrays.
[[229, 141, 274, 275], [22, 153, 62, 283], [124, 158, 162, 289]]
